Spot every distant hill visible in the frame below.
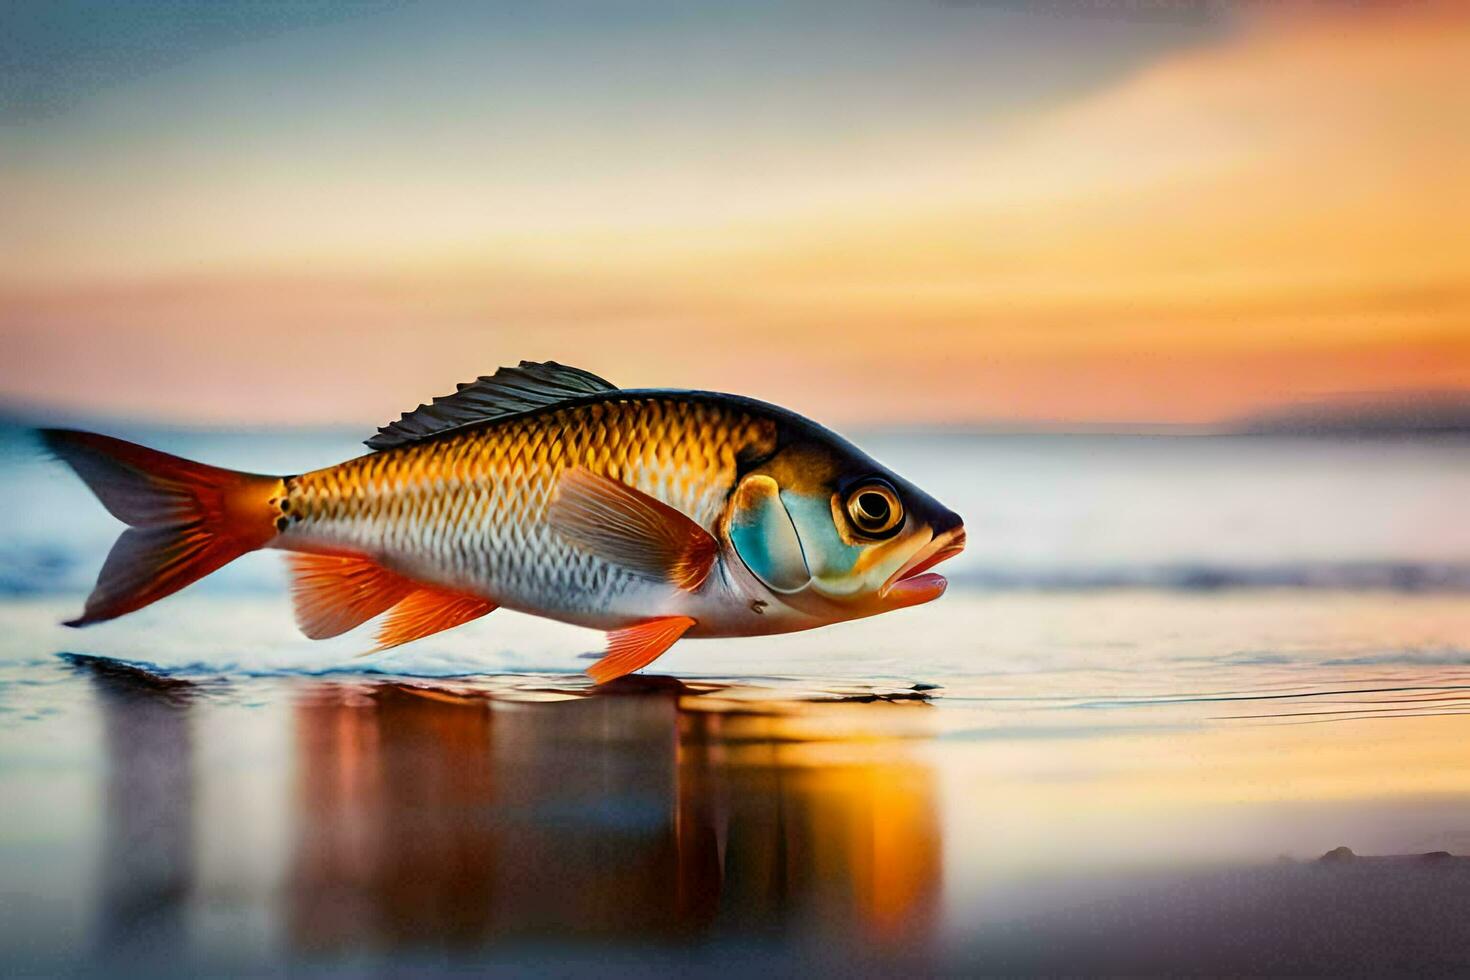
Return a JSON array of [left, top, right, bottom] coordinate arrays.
[[8, 393, 1470, 441], [1232, 392, 1470, 436]]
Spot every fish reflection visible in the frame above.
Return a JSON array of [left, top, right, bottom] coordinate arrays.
[[67, 654, 197, 962], [288, 679, 940, 954]]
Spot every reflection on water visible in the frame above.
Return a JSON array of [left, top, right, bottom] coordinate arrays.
[[11, 589, 1469, 974], [79, 662, 940, 969], [84, 658, 195, 963], [287, 681, 938, 954]]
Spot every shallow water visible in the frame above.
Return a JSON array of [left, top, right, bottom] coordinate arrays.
[[4, 590, 1470, 974], [2, 430, 1469, 973]]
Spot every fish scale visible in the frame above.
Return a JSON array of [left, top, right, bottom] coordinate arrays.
[[280, 396, 777, 625]]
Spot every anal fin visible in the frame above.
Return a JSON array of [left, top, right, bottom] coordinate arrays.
[[587, 616, 695, 684], [289, 553, 415, 639], [372, 586, 496, 652]]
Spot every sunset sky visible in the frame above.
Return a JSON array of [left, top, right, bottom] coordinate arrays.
[[2, 0, 1467, 428]]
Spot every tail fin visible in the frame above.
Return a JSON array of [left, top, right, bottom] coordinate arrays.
[[40, 429, 284, 627]]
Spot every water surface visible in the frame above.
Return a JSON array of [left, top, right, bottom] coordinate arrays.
[[2, 430, 1468, 973]]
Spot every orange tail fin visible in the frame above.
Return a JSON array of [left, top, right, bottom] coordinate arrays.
[[40, 429, 284, 627]]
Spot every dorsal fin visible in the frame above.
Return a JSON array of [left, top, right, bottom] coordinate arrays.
[[366, 360, 618, 451]]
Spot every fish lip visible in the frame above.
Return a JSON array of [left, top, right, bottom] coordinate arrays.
[[881, 526, 966, 597], [884, 571, 949, 605]]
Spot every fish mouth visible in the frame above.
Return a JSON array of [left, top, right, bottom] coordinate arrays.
[[882, 526, 966, 605]]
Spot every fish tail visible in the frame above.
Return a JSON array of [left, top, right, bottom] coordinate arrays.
[[39, 429, 285, 627]]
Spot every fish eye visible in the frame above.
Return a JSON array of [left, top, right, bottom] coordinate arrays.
[[844, 480, 904, 538]]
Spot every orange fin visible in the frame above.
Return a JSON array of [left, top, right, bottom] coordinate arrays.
[[40, 428, 280, 626], [548, 467, 718, 591], [587, 616, 696, 684], [288, 553, 415, 639], [371, 586, 496, 652]]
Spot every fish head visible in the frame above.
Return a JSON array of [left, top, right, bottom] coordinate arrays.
[[724, 428, 964, 621]]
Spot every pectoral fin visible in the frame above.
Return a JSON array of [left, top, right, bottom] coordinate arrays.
[[587, 616, 695, 684], [548, 467, 718, 591]]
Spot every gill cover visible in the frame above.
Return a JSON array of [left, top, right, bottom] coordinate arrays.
[[728, 475, 810, 593]]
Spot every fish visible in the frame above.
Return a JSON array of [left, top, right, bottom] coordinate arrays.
[[41, 361, 965, 682]]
